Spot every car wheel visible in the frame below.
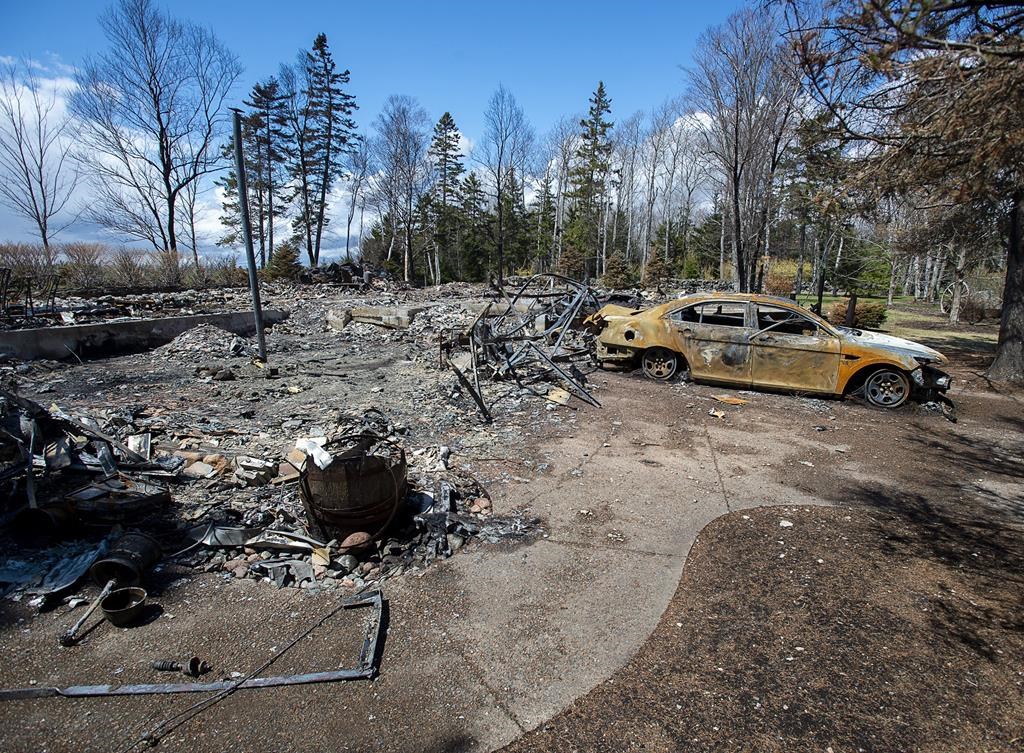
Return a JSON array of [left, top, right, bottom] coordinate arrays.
[[641, 348, 679, 380], [864, 368, 910, 408]]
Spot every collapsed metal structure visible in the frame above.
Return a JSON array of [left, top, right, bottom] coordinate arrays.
[[439, 274, 602, 422]]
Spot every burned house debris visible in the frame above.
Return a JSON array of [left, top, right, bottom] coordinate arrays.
[[0, 268, 965, 753], [440, 274, 604, 422]]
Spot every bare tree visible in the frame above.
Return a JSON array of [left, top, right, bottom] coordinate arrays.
[[639, 102, 673, 270], [545, 116, 579, 267], [477, 85, 534, 284], [369, 95, 431, 282], [0, 59, 78, 248], [613, 111, 645, 261], [674, 113, 710, 265], [343, 135, 371, 261], [689, 6, 798, 291], [70, 0, 241, 254]]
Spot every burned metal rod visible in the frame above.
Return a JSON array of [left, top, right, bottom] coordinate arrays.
[[59, 579, 115, 647], [231, 108, 268, 363], [444, 353, 492, 423], [2, 591, 383, 702]]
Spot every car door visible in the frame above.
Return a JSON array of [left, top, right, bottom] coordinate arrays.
[[667, 300, 752, 386], [749, 303, 841, 393]]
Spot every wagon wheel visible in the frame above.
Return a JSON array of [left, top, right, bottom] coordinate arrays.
[[939, 281, 969, 315]]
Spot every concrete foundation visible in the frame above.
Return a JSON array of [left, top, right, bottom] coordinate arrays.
[[328, 305, 427, 331], [0, 310, 289, 361]]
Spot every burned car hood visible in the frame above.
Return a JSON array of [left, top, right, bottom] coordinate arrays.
[[838, 328, 948, 364]]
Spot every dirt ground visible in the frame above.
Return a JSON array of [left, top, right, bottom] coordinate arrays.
[[504, 503, 1024, 753], [1, 289, 1022, 752]]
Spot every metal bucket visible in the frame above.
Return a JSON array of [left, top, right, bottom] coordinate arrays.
[[300, 444, 407, 542], [90, 531, 162, 586], [101, 586, 147, 626]]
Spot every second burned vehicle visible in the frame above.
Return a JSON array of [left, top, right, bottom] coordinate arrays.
[[588, 293, 952, 409]]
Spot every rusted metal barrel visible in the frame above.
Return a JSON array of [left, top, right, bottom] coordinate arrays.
[[89, 531, 162, 586], [299, 442, 407, 542]]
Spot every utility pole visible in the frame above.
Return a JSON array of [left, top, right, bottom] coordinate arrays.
[[232, 108, 267, 362]]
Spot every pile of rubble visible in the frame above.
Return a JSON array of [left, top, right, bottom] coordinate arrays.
[[152, 324, 258, 362], [440, 274, 603, 422], [0, 387, 540, 608]]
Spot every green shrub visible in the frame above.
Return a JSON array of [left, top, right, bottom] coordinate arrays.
[[680, 253, 701, 278], [643, 253, 669, 286], [826, 299, 887, 328]]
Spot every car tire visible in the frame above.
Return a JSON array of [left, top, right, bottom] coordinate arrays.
[[641, 347, 679, 380], [864, 368, 911, 408]]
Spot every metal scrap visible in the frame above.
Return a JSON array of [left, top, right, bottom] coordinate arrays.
[[439, 274, 602, 422], [0, 589, 384, 701]]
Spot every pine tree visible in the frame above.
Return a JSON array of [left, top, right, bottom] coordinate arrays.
[[502, 168, 530, 273], [459, 173, 491, 281], [601, 252, 633, 289], [568, 82, 614, 274], [245, 78, 289, 266], [216, 128, 261, 254], [532, 172, 557, 270], [428, 112, 465, 282], [287, 33, 358, 267], [264, 238, 302, 281], [216, 80, 289, 269]]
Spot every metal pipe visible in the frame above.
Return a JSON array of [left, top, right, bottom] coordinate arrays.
[[0, 590, 383, 701], [231, 109, 267, 362], [59, 579, 115, 647]]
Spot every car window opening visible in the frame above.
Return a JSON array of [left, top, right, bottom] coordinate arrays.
[[757, 306, 819, 336], [674, 302, 747, 328]]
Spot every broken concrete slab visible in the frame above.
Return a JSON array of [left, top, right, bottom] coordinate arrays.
[[327, 305, 427, 331], [0, 310, 290, 361]]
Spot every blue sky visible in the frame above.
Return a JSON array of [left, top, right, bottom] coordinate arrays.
[[0, 0, 746, 248], [2, 0, 744, 139]]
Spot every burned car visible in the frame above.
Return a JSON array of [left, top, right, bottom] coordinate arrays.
[[589, 293, 952, 408]]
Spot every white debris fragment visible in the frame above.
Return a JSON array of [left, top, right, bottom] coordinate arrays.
[[295, 437, 333, 470], [779, 519, 793, 528]]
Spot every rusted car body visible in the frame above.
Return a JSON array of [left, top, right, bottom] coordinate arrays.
[[590, 293, 952, 408]]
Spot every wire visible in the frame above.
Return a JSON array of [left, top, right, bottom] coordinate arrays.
[[122, 596, 356, 751]]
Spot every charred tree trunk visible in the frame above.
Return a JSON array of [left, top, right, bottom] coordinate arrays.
[[987, 190, 1024, 383]]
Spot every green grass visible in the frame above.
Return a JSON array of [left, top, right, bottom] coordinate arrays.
[[794, 294, 998, 355], [885, 305, 999, 350]]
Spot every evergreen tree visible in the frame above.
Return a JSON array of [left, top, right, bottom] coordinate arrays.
[[264, 238, 302, 281], [532, 172, 557, 271], [459, 173, 491, 281], [286, 34, 358, 267], [601, 251, 633, 289], [502, 168, 531, 273], [568, 82, 613, 270], [557, 217, 588, 280], [215, 126, 260, 254], [245, 78, 289, 266], [428, 112, 465, 282]]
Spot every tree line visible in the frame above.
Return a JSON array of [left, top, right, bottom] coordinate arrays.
[[0, 0, 1020, 381]]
